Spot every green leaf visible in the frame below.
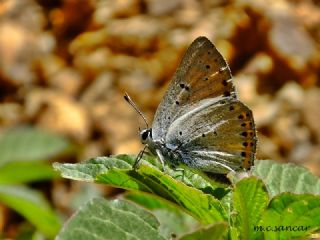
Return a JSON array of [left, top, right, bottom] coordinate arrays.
[[69, 183, 103, 211], [262, 193, 320, 240], [0, 185, 61, 238], [53, 155, 227, 223], [53, 156, 132, 182], [125, 191, 200, 239], [110, 154, 229, 193], [56, 198, 166, 240], [0, 127, 70, 166], [232, 177, 269, 240], [179, 222, 228, 240], [253, 160, 320, 197], [128, 165, 225, 223], [0, 161, 59, 184]]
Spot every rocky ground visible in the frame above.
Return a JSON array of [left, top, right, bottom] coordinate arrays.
[[0, 0, 319, 236]]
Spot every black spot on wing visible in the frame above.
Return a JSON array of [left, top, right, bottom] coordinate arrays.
[[241, 132, 248, 137], [222, 80, 228, 86], [224, 91, 231, 97]]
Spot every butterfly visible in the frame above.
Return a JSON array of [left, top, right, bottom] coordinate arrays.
[[125, 36, 257, 174]]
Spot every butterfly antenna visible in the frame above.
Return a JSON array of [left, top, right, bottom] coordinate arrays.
[[124, 92, 149, 128]]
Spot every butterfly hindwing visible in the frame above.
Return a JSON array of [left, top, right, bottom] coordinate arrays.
[[152, 37, 236, 140], [165, 99, 256, 173]]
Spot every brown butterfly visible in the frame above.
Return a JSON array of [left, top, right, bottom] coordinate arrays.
[[127, 36, 257, 174]]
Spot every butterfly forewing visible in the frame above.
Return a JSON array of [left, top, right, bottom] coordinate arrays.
[[165, 99, 256, 172], [152, 37, 236, 140]]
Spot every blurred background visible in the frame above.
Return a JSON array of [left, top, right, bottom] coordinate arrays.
[[0, 0, 319, 238]]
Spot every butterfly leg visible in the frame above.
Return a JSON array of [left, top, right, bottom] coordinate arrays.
[[155, 149, 166, 172], [133, 145, 148, 170]]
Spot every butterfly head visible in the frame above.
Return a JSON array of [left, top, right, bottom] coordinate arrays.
[[140, 128, 152, 144]]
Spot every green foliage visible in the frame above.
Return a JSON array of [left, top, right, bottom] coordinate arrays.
[[56, 198, 166, 240], [0, 127, 72, 238], [54, 155, 320, 239], [0, 127, 69, 166], [252, 160, 320, 197], [262, 193, 320, 239], [0, 161, 59, 184], [179, 222, 228, 240], [124, 192, 200, 238], [232, 177, 269, 240], [0, 185, 61, 238], [53, 155, 227, 223]]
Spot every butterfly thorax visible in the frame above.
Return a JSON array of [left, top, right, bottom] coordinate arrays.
[[140, 128, 181, 168]]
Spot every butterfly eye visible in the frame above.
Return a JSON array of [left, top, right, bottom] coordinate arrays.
[[141, 129, 152, 142], [141, 131, 149, 140]]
